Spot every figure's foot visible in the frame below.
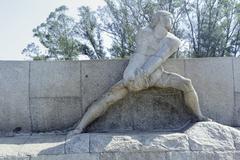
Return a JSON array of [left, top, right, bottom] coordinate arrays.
[[67, 128, 83, 137]]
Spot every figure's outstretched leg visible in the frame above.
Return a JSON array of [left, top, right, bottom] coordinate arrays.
[[69, 80, 128, 135], [153, 71, 209, 121]]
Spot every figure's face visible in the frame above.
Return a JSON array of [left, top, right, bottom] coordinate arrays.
[[150, 14, 159, 28], [162, 15, 172, 31], [150, 12, 172, 31]]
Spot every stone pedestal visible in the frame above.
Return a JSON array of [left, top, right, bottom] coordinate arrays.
[[87, 88, 194, 133], [0, 122, 239, 160]]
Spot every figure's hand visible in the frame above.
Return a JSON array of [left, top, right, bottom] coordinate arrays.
[[124, 68, 149, 92]]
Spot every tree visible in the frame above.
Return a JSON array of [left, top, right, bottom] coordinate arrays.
[[75, 6, 106, 59], [184, 0, 240, 57], [23, 1, 240, 60], [22, 43, 48, 60], [23, 6, 103, 60]]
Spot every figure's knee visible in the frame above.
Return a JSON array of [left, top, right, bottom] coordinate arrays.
[[182, 78, 194, 92]]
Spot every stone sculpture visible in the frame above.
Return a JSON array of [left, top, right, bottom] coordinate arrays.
[[70, 10, 209, 135]]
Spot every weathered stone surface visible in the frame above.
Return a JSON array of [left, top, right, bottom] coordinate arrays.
[[0, 122, 240, 159], [163, 58, 185, 76], [167, 151, 192, 160], [114, 152, 167, 160], [30, 97, 81, 132], [31, 154, 99, 160], [87, 88, 193, 132], [235, 151, 240, 160], [89, 133, 189, 153], [233, 58, 240, 92], [81, 60, 128, 113], [191, 151, 216, 160], [30, 61, 81, 98], [185, 122, 235, 151], [65, 134, 89, 153], [231, 127, 240, 150], [233, 93, 240, 126], [20, 134, 65, 156], [0, 62, 31, 132], [100, 152, 167, 160], [185, 58, 234, 125], [214, 151, 235, 160], [233, 58, 240, 127], [0, 157, 30, 160]]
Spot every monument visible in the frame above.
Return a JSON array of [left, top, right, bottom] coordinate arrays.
[[0, 10, 240, 160], [69, 10, 209, 135]]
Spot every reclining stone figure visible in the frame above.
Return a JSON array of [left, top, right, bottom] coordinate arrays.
[[70, 10, 209, 135]]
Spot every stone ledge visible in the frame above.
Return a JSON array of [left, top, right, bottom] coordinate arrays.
[[0, 122, 239, 159]]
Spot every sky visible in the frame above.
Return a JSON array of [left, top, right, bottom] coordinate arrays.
[[0, 0, 106, 60]]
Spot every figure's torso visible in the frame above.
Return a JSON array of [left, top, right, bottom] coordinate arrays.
[[123, 27, 180, 81]]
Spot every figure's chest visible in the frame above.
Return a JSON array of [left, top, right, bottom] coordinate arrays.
[[144, 36, 164, 55]]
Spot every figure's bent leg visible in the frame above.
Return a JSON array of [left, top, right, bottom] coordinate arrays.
[[69, 80, 128, 135], [153, 71, 208, 121]]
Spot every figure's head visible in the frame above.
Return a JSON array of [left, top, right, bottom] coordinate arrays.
[[150, 10, 173, 31]]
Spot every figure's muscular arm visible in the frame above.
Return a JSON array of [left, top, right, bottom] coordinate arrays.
[[142, 34, 181, 75]]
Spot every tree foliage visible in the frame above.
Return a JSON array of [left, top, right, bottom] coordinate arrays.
[[22, 6, 105, 60], [184, 0, 240, 57], [23, 0, 240, 60]]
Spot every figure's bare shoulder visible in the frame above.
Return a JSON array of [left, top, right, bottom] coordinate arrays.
[[165, 32, 181, 45]]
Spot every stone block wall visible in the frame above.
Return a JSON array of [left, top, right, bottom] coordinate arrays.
[[0, 57, 239, 133]]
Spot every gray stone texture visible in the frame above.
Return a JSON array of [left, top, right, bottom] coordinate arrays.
[[233, 58, 240, 92], [185, 122, 235, 151], [0, 121, 240, 159], [234, 93, 240, 126], [30, 97, 81, 132], [30, 61, 81, 98], [191, 151, 216, 160], [81, 60, 128, 113], [163, 58, 185, 75], [0, 62, 31, 132], [65, 134, 89, 153], [235, 151, 240, 160], [185, 58, 235, 125], [167, 151, 192, 160], [20, 135, 65, 156], [215, 151, 235, 160], [0, 157, 30, 160], [0, 136, 30, 157], [100, 152, 167, 160], [30, 154, 99, 160], [89, 133, 189, 153], [87, 88, 193, 132]]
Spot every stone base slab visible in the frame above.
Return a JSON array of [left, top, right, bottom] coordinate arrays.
[[0, 122, 240, 160]]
